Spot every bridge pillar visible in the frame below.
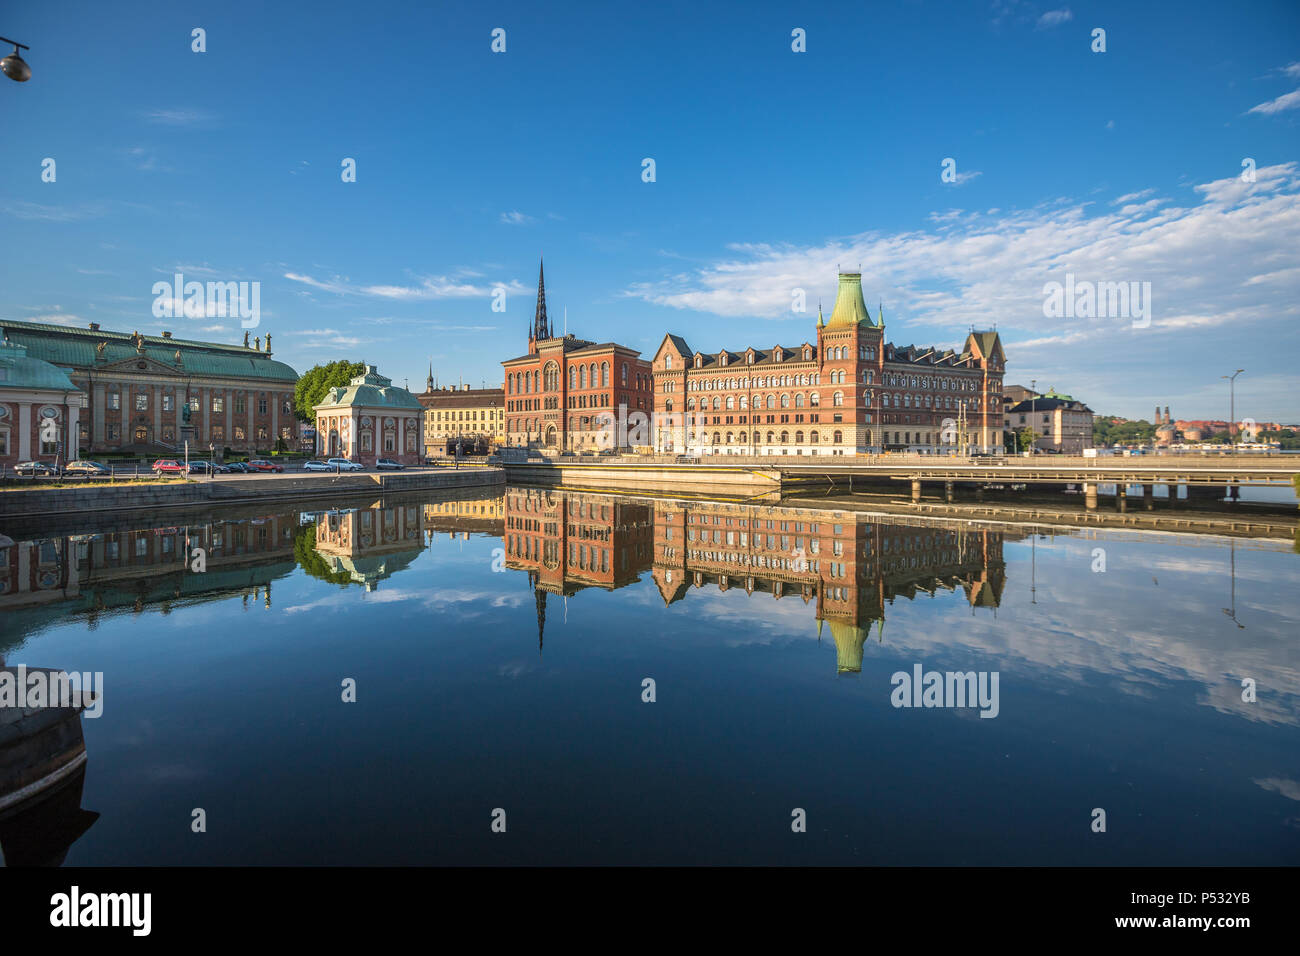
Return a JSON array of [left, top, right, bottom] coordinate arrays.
[[1229, 484, 1240, 501], [944, 480, 954, 502], [911, 479, 922, 502], [1084, 482, 1097, 510], [1168, 484, 1181, 508], [1142, 484, 1154, 510], [1116, 484, 1127, 512]]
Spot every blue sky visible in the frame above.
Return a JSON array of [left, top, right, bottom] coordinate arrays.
[[2, 0, 1298, 420]]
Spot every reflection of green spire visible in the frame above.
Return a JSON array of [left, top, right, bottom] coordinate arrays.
[[817, 618, 824, 641], [830, 622, 867, 675]]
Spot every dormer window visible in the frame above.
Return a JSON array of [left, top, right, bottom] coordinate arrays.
[[747, 351, 754, 364]]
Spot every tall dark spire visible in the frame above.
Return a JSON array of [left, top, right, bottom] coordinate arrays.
[[534, 257, 550, 341], [535, 587, 547, 655]]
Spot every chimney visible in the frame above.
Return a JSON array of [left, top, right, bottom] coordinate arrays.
[[162, 330, 172, 338], [88, 322, 100, 331]]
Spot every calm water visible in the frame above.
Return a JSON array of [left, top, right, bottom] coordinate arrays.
[[1, 486, 1297, 865]]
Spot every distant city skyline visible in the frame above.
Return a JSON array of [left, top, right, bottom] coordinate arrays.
[[2, 0, 1298, 421]]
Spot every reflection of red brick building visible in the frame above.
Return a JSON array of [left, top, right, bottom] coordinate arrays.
[[501, 261, 653, 451], [652, 500, 1006, 673], [503, 487, 653, 649]]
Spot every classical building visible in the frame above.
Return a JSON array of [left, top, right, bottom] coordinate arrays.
[[502, 261, 654, 451], [0, 337, 87, 468], [1003, 387, 1094, 454], [650, 272, 1005, 456], [417, 374, 505, 457], [313, 365, 424, 465], [0, 320, 299, 458]]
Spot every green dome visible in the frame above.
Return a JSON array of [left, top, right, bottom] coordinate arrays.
[[0, 339, 79, 391], [826, 273, 871, 328]]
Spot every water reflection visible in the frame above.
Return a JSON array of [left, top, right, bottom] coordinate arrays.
[[0, 486, 1296, 864]]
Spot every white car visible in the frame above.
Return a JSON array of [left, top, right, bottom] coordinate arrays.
[[325, 457, 363, 472], [302, 460, 332, 472]]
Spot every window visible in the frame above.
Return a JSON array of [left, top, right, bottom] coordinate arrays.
[[135, 393, 149, 411], [107, 391, 121, 410], [212, 425, 225, 441], [665, 354, 673, 370], [257, 426, 268, 442], [235, 396, 246, 414], [258, 398, 268, 415], [833, 391, 844, 407], [212, 395, 224, 413], [234, 425, 246, 440], [163, 393, 174, 411]]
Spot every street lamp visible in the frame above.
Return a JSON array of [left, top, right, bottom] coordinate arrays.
[[0, 37, 31, 82], [1221, 369, 1244, 446]]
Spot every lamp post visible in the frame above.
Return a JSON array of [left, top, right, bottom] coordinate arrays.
[[1029, 379, 1037, 455], [0, 37, 32, 82], [1222, 369, 1244, 446]]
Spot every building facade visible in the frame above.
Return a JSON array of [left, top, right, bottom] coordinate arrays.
[[502, 261, 654, 451], [313, 365, 423, 465], [650, 272, 1005, 456], [1003, 388, 1094, 454], [0, 338, 88, 468], [417, 378, 505, 457], [0, 321, 299, 458]]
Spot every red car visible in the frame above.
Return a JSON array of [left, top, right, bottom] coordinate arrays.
[[248, 459, 284, 473], [152, 459, 188, 476]]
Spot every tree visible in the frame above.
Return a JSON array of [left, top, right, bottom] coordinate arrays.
[[1015, 427, 1040, 453], [294, 360, 365, 422]]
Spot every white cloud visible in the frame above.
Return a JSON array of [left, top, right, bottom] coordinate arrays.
[[1247, 88, 1300, 115], [284, 270, 528, 301], [142, 108, 215, 125], [499, 210, 535, 225], [1036, 9, 1073, 28]]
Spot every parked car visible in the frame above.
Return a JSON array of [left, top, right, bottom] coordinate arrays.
[[248, 459, 284, 473], [225, 461, 252, 473], [14, 461, 59, 476], [302, 460, 332, 472], [325, 457, 363, 472], [188, 460, 228, 474], [375, 457, 405, 470], [64, 460, 111, 476], [152, 459, 188, 476]]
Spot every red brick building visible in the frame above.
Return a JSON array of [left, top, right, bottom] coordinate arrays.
[[502, 261, 653, 451], [650, 272, 1005, 456]]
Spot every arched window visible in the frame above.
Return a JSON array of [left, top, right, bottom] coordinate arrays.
[[739, 431, 748, 444], [665, 400, 673, 413], [725, 431, 733, 444], [712, 432, 721, 445], [810, 431, 819, 443], [712, 396, 721, 410], [601, 362, 609, 387], [544, 362, 559, 391], [795, 430, 804, 444], [739, 395, 748, 409], [622, 363, 628, 385], [795, 393, 805, 408], [570, 367, 578, 389], [780, 431, 789, 443], [780, 394, 790, 408], [580, 366, 587, 389], [810, 392, 820, 406], [833, 430, 843, 443], [766, 431, 774, 444], [725, 395, 734, 410], [665, 354, 673, 370], [765, 395, 775, 409], [833, 391, 844, 407], [687, 398, 696, 411]]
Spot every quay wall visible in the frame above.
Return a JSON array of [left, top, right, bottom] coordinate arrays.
[[0, 468, 504, 519]]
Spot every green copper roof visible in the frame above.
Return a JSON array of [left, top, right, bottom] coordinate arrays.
[[827, 273, 871, 328], [0, 339, 79, 391], [0, 320, 298, 383], [315, 365, 424, 411]]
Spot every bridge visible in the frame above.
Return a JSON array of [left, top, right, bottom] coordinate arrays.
[[502, 453, 1298, 508]]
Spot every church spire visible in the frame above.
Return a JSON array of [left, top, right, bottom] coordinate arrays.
[[534, 257, 550, 341]]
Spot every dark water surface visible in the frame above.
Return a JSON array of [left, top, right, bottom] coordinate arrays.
[[1, 486, 1297, 865]]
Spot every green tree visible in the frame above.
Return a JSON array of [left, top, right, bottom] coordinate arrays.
[[294, 360, 365, 422], [1015, 427, 1040, 452], [292, 523, 354, 585]]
